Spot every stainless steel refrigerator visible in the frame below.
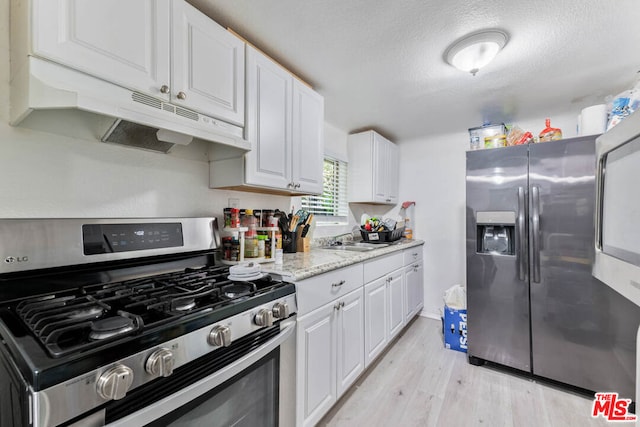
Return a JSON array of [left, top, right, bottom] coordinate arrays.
[[466, 135, 640, 399]]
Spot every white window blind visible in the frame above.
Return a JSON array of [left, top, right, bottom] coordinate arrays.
[[301, 157, 348, 220]]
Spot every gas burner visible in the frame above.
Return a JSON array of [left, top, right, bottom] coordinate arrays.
[[172, 298, 196, 311], [221, 283, 254, 300], [89, 316, 135, 341]]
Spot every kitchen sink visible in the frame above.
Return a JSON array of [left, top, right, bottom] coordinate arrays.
[[320, 242, 389, 252]]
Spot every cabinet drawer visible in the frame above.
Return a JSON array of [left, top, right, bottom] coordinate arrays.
[[363, 252, 403, 283], [296, 264, 364, 316], [403, 245, 424, 266]]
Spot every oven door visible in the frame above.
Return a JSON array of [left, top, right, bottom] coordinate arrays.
[[95, 318, 295, 427]]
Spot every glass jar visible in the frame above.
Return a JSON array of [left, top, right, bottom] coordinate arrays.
[[244, 236, 258, 258]]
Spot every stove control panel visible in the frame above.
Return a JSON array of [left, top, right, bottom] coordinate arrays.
[[145, 348, 175, 378]]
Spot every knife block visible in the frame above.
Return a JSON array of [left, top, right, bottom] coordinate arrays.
[[296, 228, 311, 252]]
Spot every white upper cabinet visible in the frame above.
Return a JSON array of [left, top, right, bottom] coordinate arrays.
[[347, 130, 399, 204], [244, 46, 292, 189], [292, 79, 324, 194], [30, 0, 244, 125], [31, 0, 170, 98], [171, 1, 244, 125], [210, 46, 324, 195]]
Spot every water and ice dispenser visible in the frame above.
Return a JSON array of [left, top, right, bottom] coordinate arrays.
[[476, 211, 515, 255]]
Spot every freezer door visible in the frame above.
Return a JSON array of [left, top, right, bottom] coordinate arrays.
[[529, 136, 640, 399], [466, 145, 531, 371]]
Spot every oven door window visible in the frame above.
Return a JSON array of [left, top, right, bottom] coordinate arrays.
[[146, 350, 279, 427]]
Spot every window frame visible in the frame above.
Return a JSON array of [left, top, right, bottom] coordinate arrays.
[[301, 153, 349, 225]]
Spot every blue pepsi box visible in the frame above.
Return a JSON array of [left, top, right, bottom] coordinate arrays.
[[443, 305, 467, 353]]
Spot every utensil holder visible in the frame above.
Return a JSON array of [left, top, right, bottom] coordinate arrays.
[[283, 231, 297, 253], [296, 228, 311, 252]]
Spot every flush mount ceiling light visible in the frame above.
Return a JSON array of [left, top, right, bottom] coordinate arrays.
[[444, 29, 509, 76]]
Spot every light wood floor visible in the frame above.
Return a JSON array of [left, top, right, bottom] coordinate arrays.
[[319, 317, 613, 427]]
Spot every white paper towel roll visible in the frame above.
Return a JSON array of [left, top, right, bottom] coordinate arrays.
[[580, 104, 608, 136]]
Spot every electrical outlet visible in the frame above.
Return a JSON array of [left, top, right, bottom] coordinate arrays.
[[228, 198, 239, 208]]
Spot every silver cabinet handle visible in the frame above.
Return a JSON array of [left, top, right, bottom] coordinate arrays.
[[160, 85, 170, 94], [340, 301, 345, 308], [177, 91, 187, 100], [531, 185, 541, 283], [294, 183, 301, 189], [334, 302, 341, 310], [412, 253, 418, 258], [332, 280, 345, 287], [517, 186, 527, 281]]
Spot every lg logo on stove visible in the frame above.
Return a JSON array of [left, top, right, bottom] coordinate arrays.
[[4, 256, 28, 264]]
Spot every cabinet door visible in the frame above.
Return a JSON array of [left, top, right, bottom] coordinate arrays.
[[171, 0, 245, 125], [32, 0, 170, 97], [364, 276, 388, 367], [336, 289, 364, 397], [245, 47, 293, 190], [387, 141, 399, 204], [296, 304, 336, 427], [387, 270, 405, 340], [372, 133, 388, 203], [292, 80, 324, 194], [404, 262, 423, 321]]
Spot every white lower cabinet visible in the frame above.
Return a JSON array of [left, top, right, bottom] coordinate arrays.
[[403, 246, 425, 320], [364, 268, 405, 367], [295, 245, 424, 426], [296, 287, 364, 427]]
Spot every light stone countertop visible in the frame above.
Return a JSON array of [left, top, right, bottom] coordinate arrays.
[[260, 239, 424, 281]]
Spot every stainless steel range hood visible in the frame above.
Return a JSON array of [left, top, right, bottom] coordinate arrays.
[[10, 57, 251, 154]]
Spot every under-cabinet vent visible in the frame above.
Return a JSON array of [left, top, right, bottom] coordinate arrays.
[[131, 92, 199, 122], [102, 119, 175, 153], [132, 92, 162, 110], [176, 107, 199, 121]]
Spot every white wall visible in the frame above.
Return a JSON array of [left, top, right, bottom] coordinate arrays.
[[399, 112, 582, 318]]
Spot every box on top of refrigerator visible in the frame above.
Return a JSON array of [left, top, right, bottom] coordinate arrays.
[[468, 123, 506, 150]]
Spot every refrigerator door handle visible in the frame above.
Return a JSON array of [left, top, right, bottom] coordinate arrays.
[[517, 186, 527, 281], [532, 185, 541, 283]]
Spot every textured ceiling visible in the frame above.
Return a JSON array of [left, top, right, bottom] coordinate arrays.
[[189, 0, 640, 141]]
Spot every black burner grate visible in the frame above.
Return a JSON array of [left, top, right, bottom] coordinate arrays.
[[13, 265, 283, 358]]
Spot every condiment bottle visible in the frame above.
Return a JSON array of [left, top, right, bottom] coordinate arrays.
[[539, 118, 562, 142], [257, 234, 266, 258]]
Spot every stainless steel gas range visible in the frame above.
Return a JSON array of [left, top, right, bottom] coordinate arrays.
[[0, 218, 296, 427]]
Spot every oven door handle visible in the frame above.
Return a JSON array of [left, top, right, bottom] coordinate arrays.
[[108, 321, 296, 427]]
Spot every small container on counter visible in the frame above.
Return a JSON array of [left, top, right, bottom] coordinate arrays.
[[257, 234, 266, 258], [230, 208, 240, 228], [262, 209, 275, 227]]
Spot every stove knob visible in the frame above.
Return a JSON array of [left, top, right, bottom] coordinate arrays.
[[272, 302, 290, 319], [145, 348, 175, 378], [209, 325, 231, 347], [254, 308, 274, 327], [97, 364, 134, 401]]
